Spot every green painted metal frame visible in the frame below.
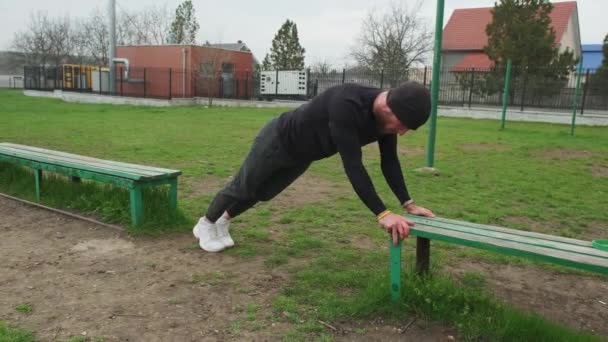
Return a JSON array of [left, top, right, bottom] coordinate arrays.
[[389, 216, 608, 303], [571, 59, 584, 136], [0, 153, 179, 226], [426, 0, 445, 168], [390, 239, 402, 302]]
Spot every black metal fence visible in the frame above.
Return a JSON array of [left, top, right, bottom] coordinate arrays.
[[308, 66, 607, 113], [23, 65, 608, 112]]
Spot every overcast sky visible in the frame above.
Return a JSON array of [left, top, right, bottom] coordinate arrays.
[[0, 0, 605, 66]]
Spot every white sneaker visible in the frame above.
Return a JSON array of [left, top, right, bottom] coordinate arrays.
[[193, 217, 224, 253], [216, 216, 235, 248]]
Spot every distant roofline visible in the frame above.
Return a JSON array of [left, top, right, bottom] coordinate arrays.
[[582, 44, 603, 51], [117, 44, 253, 55], [450, 1, 577, 12]]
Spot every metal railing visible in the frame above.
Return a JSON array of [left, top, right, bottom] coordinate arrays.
[[22, 65, 608, 112]]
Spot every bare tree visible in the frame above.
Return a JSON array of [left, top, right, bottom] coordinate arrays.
[[11, 11, 54, 66], [46, 15, 73, 66], [11, 12, 76, 67], [200, 43, 230, 106], [141, 5, 173, 45], [80, 9, 109, 65], [351, 1, 432, 87], [71, 18, 94, 65], [310, 59, 335, 75], [117, 5, 173, 46]]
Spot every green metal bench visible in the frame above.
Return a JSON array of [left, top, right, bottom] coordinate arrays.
[[390, 216, 608, 302], [0, 143, 181, 226]]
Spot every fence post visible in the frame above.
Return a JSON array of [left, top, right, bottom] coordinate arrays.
[[143, 68, 147, 98], [120, 67, 123, 96], [520, 67, 527, 112], [423, 66, 428, 87], [275, 69, 279, 96], [580, 69, 590, 115], [570, 60, 584, 136], [380, 69, 384, 89], [468, 68, 475, 108], [245, 72, 249, 99], [38, 66, 42, 89], [306, 68, 311, 98], [341, 68, 346, 84], [168, 68, 172, 99], [99, 67, 102, 95], [220, 76, 224, 98], [501, 60, 513, 130]]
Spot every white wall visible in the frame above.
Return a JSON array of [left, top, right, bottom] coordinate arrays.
[[559, 9, 582, 59], [0, 75, 23, 88]]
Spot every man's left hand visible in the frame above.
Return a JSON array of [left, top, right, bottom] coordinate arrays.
[[405, 203, 435, 217]]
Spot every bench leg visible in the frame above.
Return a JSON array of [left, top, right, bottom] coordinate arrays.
[[168, 178, 178, 213], [390, 239, 402, 303], [130, 185, 143, 226], [34, 169, 42, 201], [416, 237, 431, 274]]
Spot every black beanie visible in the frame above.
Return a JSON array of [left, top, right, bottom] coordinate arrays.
[[386, 81, 431, 130]]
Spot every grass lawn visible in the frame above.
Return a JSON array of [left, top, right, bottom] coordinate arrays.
[[0, 89, 607, 341]]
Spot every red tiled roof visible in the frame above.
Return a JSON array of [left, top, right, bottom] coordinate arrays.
[[442, 1, 577, 51], [452, 53, 494, 70]]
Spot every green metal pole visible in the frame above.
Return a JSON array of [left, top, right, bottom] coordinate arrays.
[[571, 59, 583, 136], [426, 0, 445, 168], [500, 59, 512, 130], [390, 239, 402, 303]]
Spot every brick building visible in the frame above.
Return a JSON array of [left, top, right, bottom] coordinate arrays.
[[116, 44, 255, 98]]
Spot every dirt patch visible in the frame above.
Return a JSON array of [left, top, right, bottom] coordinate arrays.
[[71, 239, 136, 256], [459, 143, 509, 152], [580, 221, 608, 241], [502, 216, 554, 234], [0, 196, 292, 341], [448, 259, 608, 336], [361, 144, 427, 159], [181, 175, 227, 199], [182, 173, 347, 210], [0, 196, 453, 341], [533, 148, 594, 160], [333, 318, 457, 341], [269, 174, 348, 209], [398, 146, 426, 156], [591, 165, 608, 178]]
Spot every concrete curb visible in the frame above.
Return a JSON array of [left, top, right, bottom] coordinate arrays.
[[23, 90, 608, 126]]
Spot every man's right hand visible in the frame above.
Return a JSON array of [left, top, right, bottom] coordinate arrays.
[[378, 213, 415, 246]]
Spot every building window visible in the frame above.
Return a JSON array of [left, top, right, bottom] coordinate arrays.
[[222, 63, 234, 74]]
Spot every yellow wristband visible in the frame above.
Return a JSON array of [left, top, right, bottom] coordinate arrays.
[[377, 210, 391, 221]]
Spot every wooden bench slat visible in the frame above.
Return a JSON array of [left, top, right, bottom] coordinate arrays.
[[409, 215, 590, 247], [0, 146, 180, 180], [0, 147, 158, 179], [409, 225, 608, 274], [0, 149, 148, 181], [1, 143, 179, 175], [0, 146, 159, 177], [407, 217, 607, 259]]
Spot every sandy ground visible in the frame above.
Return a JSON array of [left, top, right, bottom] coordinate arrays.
[[0, 196, 459, 341]]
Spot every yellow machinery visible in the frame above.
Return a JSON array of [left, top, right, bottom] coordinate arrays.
[[62, 64, 96, 89]]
